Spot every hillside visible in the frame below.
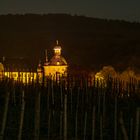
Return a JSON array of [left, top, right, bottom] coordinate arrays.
[[0, 14, 140, 71]]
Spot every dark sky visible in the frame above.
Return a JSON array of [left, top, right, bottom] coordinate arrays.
[[0, 0, 140, 22]]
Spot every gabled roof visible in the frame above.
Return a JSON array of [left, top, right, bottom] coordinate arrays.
[[49, 55, 67, 66], [1, 57, 37, 72]]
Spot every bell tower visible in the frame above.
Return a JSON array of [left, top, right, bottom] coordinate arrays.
[[43, 40, 68, 77], [54, 40, 62, 56]]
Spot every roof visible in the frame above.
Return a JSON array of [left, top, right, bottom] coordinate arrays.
[[0, 57, 37, 72], [54, 45, 61, 50], [49, 55, 67, 66]]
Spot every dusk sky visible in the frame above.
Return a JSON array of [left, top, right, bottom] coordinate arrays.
[[0, 0, 140, 22]]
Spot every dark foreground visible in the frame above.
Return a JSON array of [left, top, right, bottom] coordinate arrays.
[[0, 76, 140, 140]]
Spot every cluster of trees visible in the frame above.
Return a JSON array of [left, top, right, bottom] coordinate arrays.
[[95, 65, 140, 82], [0, 14, 140, 71]]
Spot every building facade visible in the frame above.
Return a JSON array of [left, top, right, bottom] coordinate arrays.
[[0, 41, 68, 83], [43, 41, 68, 77]]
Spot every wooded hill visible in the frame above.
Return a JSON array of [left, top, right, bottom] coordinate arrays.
[[0, 14, 140, 71]]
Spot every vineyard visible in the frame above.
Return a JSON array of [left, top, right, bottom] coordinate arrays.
[[0, 75, 140, 140]]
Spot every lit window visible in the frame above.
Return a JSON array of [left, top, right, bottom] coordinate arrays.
[[57, 62, 60, 65]]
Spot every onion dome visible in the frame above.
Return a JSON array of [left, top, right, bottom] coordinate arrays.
[[49, 40, 67, 66]]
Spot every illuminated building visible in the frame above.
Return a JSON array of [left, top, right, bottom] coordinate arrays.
[[0, 58, 37, 83], [44, 40, 68, 77], [0, 41, 68, 83]]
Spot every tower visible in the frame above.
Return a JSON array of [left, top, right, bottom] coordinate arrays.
[[37, 60, 43, 82], [54, 40, 62, 56], [44, 40, 68, 77], [44, 49, 49, 66]]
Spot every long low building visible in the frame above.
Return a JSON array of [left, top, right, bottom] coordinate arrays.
[[0, 41, 68, 83], [0, 57, 38, 83]]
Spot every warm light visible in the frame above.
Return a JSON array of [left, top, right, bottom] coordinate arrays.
[[54, 47, 61, 55], [4, 72, 37, 84], [44, 40, 67, 78], [95, 72, 104, 80], [94, 72, 106, 87], [44, 65, 67, 77], [57, 62, 60, 65]]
